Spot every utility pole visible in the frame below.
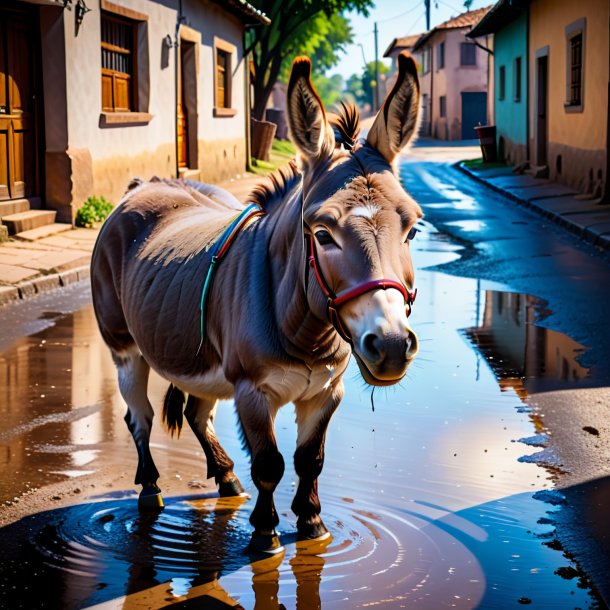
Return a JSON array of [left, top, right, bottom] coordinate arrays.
[[374, 21, 379, 111], [425, 0, 431, 30]]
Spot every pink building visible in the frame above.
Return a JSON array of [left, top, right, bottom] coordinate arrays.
[[412, 7, 492, 140]]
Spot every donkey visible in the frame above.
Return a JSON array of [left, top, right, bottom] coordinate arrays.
[[90, 52, 422, 552]]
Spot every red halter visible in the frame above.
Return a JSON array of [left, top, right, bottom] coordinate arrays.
[[306, 232, 417, 343]]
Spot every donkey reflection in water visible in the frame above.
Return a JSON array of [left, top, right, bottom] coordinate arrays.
[[91, 52, 422, 551]]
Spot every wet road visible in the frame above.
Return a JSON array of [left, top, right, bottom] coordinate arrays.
[[1, 145, 610, 609]]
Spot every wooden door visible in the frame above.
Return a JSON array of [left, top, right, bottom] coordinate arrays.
[[176, 43, 188, 169], [0, 8, 39, 201]]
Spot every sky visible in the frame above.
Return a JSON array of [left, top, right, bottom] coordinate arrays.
[[333, 0, 493, 79]]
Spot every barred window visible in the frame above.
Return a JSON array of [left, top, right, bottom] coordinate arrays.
[[216, 49, 230, 109], [101, 12, 136, 112], [439, 95, 446, 118], [569, 34, 582, 106]]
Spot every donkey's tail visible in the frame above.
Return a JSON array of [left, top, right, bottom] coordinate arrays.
[[162, 384, 185, 438]]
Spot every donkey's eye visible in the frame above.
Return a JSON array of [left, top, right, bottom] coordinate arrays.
[[315, 229, 336, 247], [405, 227, 418, 242]]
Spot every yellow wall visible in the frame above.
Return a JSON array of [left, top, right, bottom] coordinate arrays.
[[529, 0, 608, 192]]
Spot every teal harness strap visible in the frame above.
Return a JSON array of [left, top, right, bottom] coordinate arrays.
[[196, 203, 264, 356]]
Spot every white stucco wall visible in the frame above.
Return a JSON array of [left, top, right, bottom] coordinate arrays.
[[55, 0, 249, 206]]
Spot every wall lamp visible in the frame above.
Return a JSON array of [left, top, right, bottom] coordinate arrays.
[[75, 0, 91, 26], [75, 0, 91, 35]]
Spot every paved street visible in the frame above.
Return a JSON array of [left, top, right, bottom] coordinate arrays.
[[1, 142, 609, 608]]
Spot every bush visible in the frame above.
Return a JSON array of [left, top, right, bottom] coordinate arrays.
[[75, 195, 114, 228]]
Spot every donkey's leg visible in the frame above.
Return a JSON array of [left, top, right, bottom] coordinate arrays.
[[292, 383, 344, 541], [116, 351, 162, 508], [184, 395, 244, 497], [234, 380, 285, 552]]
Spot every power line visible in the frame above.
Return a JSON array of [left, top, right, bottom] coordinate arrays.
[[405, 11, 426, 34], [376, 3, 422, 24]]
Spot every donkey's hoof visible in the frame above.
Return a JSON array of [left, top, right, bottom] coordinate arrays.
[[138, 486, 164, 510], [218, 477, 245, 497], [249, 531, 284, 555], [297, 519, 329, 542]]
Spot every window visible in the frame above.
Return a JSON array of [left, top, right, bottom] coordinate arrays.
[[437, 42, 445, 69], [498, 65, 506, 100], [421, 47, 431, 74], [99, 0, 150, 125], [568, 33, 583, 105], [439, 95, 446, 118], [564, 18, 585, 111], [101, 12, 135, 112], [216, 49, 229, 108], [214, 37, 237, 117], [514, 57, 522, 102], [460, 42, 476, 66]]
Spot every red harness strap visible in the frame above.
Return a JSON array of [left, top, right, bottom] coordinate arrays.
[[307, 233, 417, 342]]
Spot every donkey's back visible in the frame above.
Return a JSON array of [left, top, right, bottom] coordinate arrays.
[[91, 178, 242, 357]]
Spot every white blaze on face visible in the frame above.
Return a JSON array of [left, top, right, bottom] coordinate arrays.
[[350, 205, 380, 220]]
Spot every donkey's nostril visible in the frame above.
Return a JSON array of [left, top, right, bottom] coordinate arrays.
[[361, 332, 384, 364], [406, 329, 418, 358]]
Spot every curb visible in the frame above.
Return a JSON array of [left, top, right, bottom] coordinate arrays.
[[0, 265, 90, 307], [456, 162, 610, 252]]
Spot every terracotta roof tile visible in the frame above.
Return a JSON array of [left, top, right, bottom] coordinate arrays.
[[412, 5, 493, 51], [436, 6, 493, 30], [383, 34, 424, 57]]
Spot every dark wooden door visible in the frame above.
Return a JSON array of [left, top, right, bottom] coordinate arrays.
[[0, 7, 40, 201], [536, 55, 548, 166], [176, 43, 188, 169]]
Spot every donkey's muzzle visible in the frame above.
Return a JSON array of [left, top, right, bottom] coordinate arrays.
[[357, 329, 418, 385]]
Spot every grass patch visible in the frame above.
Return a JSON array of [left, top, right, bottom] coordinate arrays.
[[251, 139, 296, 176], [462, 157, 507, 170]]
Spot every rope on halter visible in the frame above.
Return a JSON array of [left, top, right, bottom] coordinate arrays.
[[195, 203, 265, 356]]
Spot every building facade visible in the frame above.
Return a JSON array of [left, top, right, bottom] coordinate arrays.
[[471, 3, 529, 166], [471, 0, 609, 199], [412, 7, 492, 140], [0, 0, 268, 226], [528, 0, 608, 197]]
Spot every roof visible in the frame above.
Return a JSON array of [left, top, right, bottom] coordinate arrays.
[[211, 0, 271, 26], [412, 5, 493, 51], [383, 34, 424, 57], [468, 0, 529, 38]]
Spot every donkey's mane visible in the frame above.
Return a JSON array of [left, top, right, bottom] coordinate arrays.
[[246, 159, 302, 211], [246, 102, 360, 211], [329, 102, 361, 151]]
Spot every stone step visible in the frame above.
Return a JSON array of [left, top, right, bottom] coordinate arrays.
[[14, 223, 73, 242], [0, 199, 30, 219], [2, 209, 57, 234]]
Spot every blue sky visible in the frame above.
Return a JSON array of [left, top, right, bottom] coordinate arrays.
[[334, 0, 493, 79]]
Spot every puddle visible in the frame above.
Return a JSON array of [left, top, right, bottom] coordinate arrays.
[[0, 226, 603, 608]]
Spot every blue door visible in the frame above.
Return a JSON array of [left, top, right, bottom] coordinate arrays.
[[461, 92, 487, 139]]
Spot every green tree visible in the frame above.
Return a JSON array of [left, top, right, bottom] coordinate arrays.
[[247, 0, 373, 120], [361, 60, 390, 110], [311, 73, 344, 108], [278, 13, 353, 83], [345, 73, 365, 105]]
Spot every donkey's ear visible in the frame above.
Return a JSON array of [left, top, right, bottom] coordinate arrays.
[[287, 56, 334, 163], [367, 52, 420, 164]]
